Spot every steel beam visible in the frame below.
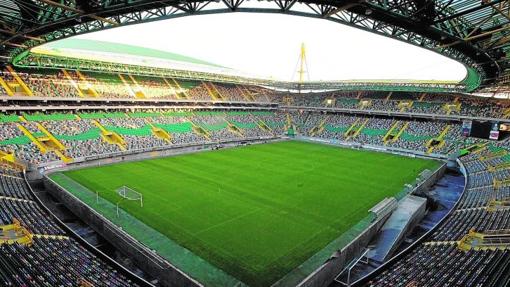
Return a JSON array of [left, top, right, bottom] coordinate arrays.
[[0, 0, 505, 89], [36, 0, 118, 25]]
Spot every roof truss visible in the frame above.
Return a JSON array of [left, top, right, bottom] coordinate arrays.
[[1, 0, 507, 89]]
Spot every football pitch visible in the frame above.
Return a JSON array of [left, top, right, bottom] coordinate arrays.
[[52, 141, 440, 286]]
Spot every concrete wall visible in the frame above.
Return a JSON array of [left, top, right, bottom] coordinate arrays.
[[295, 160, 445, 287], [383, 195, 427, 261], [38, 138, 283, 287], [23, 173, 153, 286], [44, 178, 202, 287], [412, 163, 447, 195], [353, 158, 468, 286], [38, 137, 447, 287], [291, 138, 447, 287], [296, 213, 390, 287]]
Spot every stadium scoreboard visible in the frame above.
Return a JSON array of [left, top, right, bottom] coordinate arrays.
[[463, 120, 510, 140]]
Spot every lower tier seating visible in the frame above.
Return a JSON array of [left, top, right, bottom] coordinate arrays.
[[0, 170, 140, 286], [365, 149, 510, 286]]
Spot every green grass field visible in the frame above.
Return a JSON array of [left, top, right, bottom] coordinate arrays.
[[54, 141, 439, 286]]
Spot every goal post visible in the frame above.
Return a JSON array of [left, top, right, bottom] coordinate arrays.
[[116, 186, 143, 217]]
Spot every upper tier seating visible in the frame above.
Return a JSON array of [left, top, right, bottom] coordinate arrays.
[[2, 69, 510, 119]]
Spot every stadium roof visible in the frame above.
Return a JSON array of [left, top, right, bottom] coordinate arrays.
[[2, 0, 508, 92], [34, 38, 224, 68], [30, 38, 245, 77], [71, 13, 466, 83]]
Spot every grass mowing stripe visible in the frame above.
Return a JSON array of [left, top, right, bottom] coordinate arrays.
[[49, 173, 243, 287], [56, 141, 440, 286]]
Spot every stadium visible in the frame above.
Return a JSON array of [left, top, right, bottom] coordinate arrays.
[[0, 1, 510, 287]]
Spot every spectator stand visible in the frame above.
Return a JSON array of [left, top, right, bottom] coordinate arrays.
[[0, 218, 33, 246], [426, 124, 451, 153], [0, 66, 34, 97], [382, 121, 409, 144], [344, 118, 370, 140], [91, 120, 128, 151], [15, 120, 72, 163]]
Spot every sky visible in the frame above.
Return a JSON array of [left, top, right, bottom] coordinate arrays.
[[73, 12, 467, 82]]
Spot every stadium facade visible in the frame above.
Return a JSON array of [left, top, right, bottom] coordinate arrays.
[[0, 1, 510, 287]]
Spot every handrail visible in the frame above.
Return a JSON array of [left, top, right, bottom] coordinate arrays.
[[352, 158, 469, 286]]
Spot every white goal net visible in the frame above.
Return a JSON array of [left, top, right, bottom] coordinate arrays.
[[116, 186, 143, 216]]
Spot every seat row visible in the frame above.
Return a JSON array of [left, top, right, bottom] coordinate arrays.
[[0, 171, 140, 286], [365, 150, 510, 286]]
